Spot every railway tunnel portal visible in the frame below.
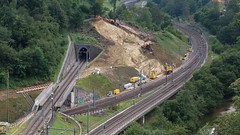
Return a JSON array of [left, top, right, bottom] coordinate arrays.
[[56, 43, 102, 108], [79, 47, 88, 62], [75, 43, 102, 63], [33, 43, 102, 111]]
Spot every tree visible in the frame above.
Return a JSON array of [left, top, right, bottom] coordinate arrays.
[[230, 78, 240, 95], [0, 26, 12, 44], [136, 8, 153, 29], [69, 8, 84, 28], [110, 0, 119, 20], [11, 15, 33, 50], [123, 122, 147, 135], [182, 0, 190, 18], [90, 0, 104, 17], [13, 58, 26, 78], [0, 44, 16, 70], [216, 113, 240, 135], [49, 0, 68, 28], [116, 5, 136, 23], [31, 47, 49, 77], [148, 3, 172, 30]]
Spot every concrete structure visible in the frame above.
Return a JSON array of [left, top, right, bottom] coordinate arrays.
[[75, 43, 102, 63], [33, 41, 102, 111], [60, 42, 102, 81], [0, 122, 9, 134], [54, 43, 102, 108]]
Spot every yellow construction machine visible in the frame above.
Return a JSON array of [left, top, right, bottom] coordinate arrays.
[[130, 77, 139, 83], [149, 71, 156, 79], [165, 64, 173, 75], [113, 89, 120, 95], [188, 47, 193, 52]]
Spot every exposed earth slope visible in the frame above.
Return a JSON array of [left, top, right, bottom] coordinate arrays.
[[83, 19, 182, 77]]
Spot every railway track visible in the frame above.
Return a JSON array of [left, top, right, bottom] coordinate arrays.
[[89, 58, 202, 135], [61, 23, 207, 134], [23, 62, 85, 135], [15, 22, 207, 135], [62, 24, 207, 115], [89, 23, 208, 135]]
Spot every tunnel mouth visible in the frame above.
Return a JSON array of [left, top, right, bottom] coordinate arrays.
[[79, 47, 88, 62]]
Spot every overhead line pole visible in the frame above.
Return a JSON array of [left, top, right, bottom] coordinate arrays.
[[171, 64, 174, 82], [87, 89, 96, 134], [7, 70, 9, 123]]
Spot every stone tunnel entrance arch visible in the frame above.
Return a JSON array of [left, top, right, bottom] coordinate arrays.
[[75, 44, 102, 63], [79, 47, 89, 62]]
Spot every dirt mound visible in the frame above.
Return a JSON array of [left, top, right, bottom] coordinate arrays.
[[83, 19, 181, 77]]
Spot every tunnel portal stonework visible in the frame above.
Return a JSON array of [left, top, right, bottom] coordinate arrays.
[[75, 43, 102, 63], [60, 43, 102, 80]]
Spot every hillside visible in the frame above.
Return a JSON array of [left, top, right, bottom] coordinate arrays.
[[0, 0, 101, 89], [82, 19, 184, 77]]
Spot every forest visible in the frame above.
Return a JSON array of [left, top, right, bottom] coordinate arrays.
[[0, 0, 104, 88], [0, 0, 177, 89]]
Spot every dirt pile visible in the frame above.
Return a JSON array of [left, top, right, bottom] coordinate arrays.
[[83, 19, 181, 77]]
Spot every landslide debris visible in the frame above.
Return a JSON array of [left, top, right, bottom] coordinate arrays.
[[82, 19, 182, 77]]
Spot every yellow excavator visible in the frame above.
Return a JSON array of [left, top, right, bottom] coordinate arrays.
[[149, 71, 156, 79], [166, 65, 172, 72], [113, 89, 120, 95], [188, 47, 193, 52], [165, 64, 173, 75]]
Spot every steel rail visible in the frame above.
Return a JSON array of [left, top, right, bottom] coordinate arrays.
[[88, 24, 208, 135], [24, 62, 85, 135]]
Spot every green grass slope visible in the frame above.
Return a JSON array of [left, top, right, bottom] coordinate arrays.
[[155, 29, 190, 57], [75, 67, 139, 96], [75, 74, 114, 97]]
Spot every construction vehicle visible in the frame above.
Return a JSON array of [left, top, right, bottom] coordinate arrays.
[[166, 65, 173, 75], [164, 63, 173, 75], [137, 79, 147, 86], [184, 53, 188, 57], [188, 47, 193, 52], [130, 77, 139, 83], [124, 83, 134, 89], [167, 65, 172, 72], [107, 91, 113, 97], [92, 68, 100, 74], [95, 15, 102, 19], [0, 122, 8, 134], [113, 89, 120, 95], [141, 43, 153, 53], [108, 18, 119, 26], [149, 71, 156, 79]]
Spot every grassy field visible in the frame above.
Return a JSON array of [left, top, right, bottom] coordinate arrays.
[[75, 74, 115, 97], [6, 120, 30, 135], [75, 67, 139, 97], [104, 67, 139, 89], [71, 33, 99, 45], [155, 30, 189, 57], [0, 91, 40, 123], [52, 92, 148, 135], [49, 113, 80, 135]]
